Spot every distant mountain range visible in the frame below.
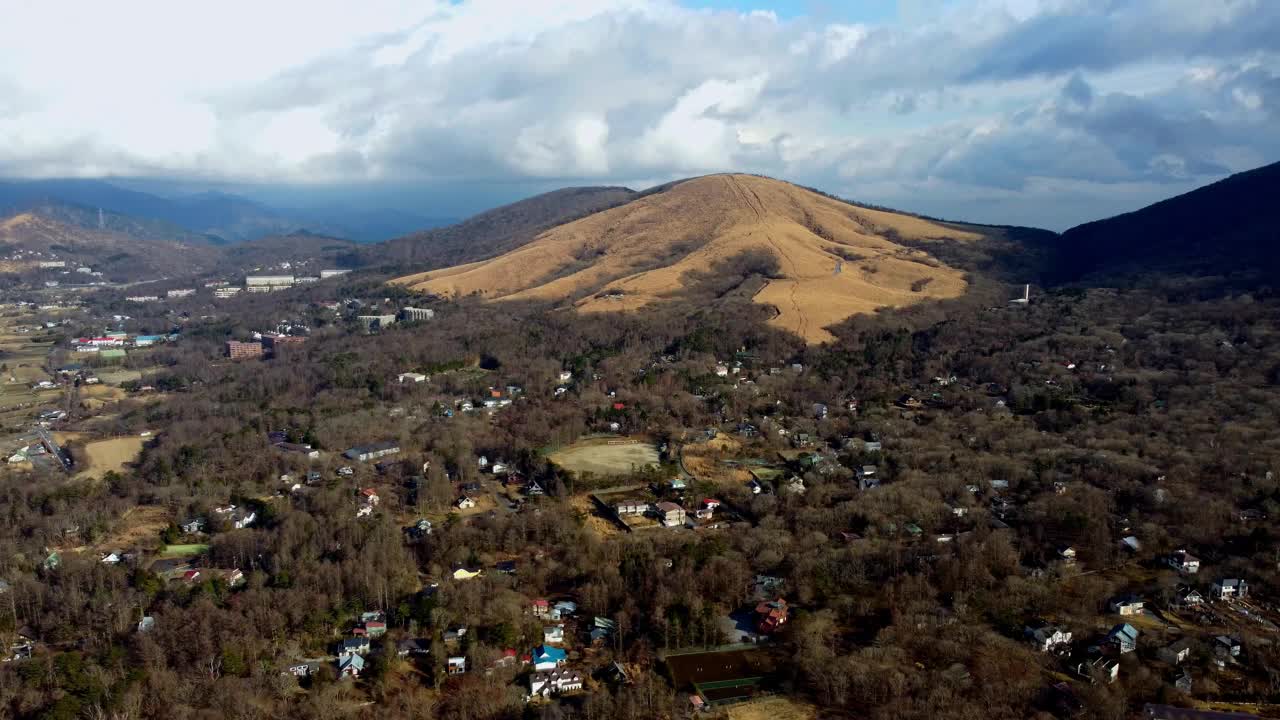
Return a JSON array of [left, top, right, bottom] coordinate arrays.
[[0, 179, 450, 244]]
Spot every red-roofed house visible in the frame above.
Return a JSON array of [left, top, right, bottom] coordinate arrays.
[[755, 598, 789, 634]]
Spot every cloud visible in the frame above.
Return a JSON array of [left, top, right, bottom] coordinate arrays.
[[0, 0, 1277, 228]]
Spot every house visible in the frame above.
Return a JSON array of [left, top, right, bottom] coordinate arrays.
[[525, 480, 545, 496], [1212, 578, 1248, 600], [1173, 586, 1205, 608], [530, 645, 567, 671], [456, 496, 476, 510], [447, 656, 467, 674], [182, 570, 202, 584], [557, 371, 573, 382], [363, 621, 387, 638], [179, 517, 205, 534], [398, 372, 427, 383], [553, 600, 577, 618], [755, 598, 789, 634], [695, 498, 720, 520], [655, 502, 685, 528], [590, 617, 616, 645], [343, 441, 400, 462], [443, 626, 468, 646], [1058, 546, 1077, 564], [338, 654, 365, 678], [615, 500, 648, 516], [1024, 620, 1072, 652], [1168, 550, 1201, 574], [530, 668, 584, 697], [543, 625, 565, 644], [1076, 655, 1120, 684], [1174, 670, 1194, 693], [531, 598, 551, 617], [1159, 638, 1195, 665], [491, 462, 508, 475], [1108, 623, 1139, 654], [783, 476, 807, 495], [360, 488, 379, 505], [668, 477, 687, 491], [137, 616, 155, 633], [1110, 595, 1145, 616], [1214, 635, 1242, 658], [1121, 535, 1141, 552], [341, 637, 371, 656]]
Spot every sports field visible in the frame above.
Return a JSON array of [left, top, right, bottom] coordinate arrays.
[[548, 437, 659, 476]]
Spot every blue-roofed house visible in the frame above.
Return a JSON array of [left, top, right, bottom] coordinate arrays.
[[134, 335, 165, 347], [531, 645, 567, 671], [1108, 623, 1138, 654], [338, 653, 365, 678]]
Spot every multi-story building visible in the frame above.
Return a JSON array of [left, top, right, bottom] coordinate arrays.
[[226, 341, 264, 360], [400, 307, 436, 322]]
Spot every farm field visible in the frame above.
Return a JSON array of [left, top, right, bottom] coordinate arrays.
[[549, 437, 659, 476]]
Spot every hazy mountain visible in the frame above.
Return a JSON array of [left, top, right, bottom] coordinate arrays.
[[0, 179, 442, 243]]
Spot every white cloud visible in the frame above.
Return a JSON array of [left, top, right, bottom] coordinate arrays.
[[0, 0, 1277, 228]]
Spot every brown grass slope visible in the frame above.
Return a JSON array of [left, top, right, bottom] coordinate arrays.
[[393, 174, 986, 344]]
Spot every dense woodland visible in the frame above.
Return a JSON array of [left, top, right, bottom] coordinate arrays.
[[3, 166, 1280, 719]]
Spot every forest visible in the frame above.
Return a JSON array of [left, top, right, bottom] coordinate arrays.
[[2, 223, 1280, 720]]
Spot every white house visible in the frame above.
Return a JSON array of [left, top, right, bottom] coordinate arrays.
[[398, 372, 427, 383], [1025, 622, 1072, 652], [1212, 578, 1248, 600], [456, 496, 477, 510], [529, 668, 584, 697]]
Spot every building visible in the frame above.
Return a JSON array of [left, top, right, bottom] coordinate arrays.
[[755, 598, 789, 634], [262, 334, 306, 353], [1168, 550, 1201, 574], [226, 341, 264, 360], [398, 372, 427, 383], [320, 269, 350, 279], [1025, 621, 1072, 652], [530, 645, 567, 671], [530, 668, 584, 697], [615, 500, 647, 516], [133, 335, 165, 347], [447, 656, 467, 674], [400, 307, 435, 322], [1110, 595, 1145, 616], [1159, 638, 1195, 665], [166, 288, 196, 298], [214, 287, 242, 299], [38, 261, 66, 268], [338, 653, 365, 678], [1108, 623, 1139, 654], [245, 275, 295, 292], [125, 295, 159, 302], [343, 441, 400, 462], [357, 314, 397, 330], [1212, 578, 1248, 600], [655, 502, 685, 527]]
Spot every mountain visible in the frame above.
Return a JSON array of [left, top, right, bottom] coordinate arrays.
[[1052, 160, 1280, 285], [370, 186, 638, 268], [0, 208, 220, 281], [393, 174, 996, 344], [216, 231, 362, 276]]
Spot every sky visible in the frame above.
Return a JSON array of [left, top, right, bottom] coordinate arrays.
[[0, 0, 1277, 230]]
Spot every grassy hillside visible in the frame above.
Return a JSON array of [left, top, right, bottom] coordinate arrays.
[[394, 174, 993, 344]]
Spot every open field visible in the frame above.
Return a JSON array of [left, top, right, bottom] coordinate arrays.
[[682, 436, 760, 490], [394, 174, 982, 344], [549, 437, 659, 476], [666, 647, 775, 704], [95, 505, 169, 552], [70, 435, 146, 479], [725, 697, 818, 720]]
